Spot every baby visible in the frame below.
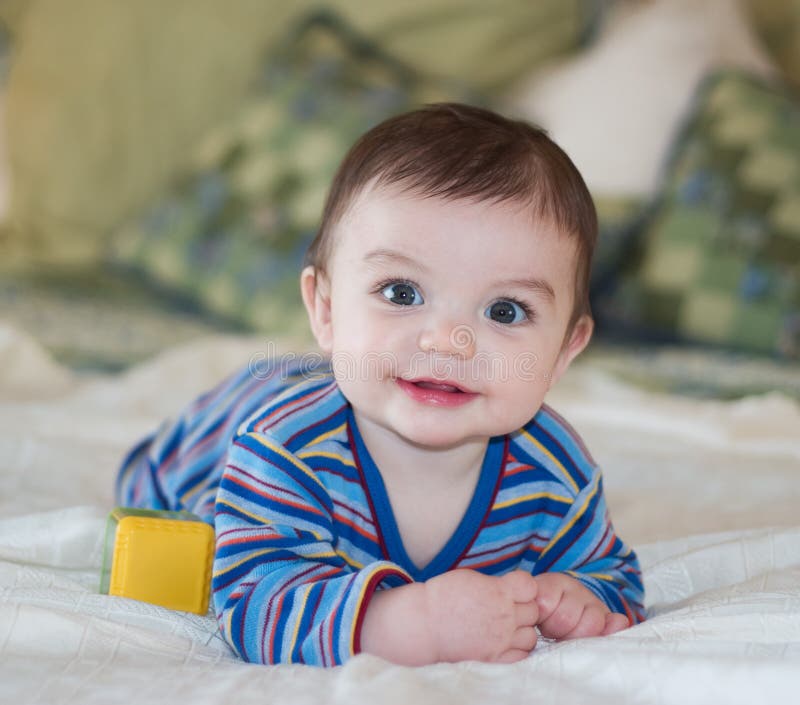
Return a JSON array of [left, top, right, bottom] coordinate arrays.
[[117, 103, 644, 667]]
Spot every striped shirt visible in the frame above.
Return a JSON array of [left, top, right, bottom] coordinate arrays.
[[117, 358, 644, 666]]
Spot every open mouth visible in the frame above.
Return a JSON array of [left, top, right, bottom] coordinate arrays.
[[396, 377, 477, 407], [412, 380, 466, 393]]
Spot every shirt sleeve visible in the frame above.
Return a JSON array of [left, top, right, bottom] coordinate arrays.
[[533, 471, 646, 624], [212, 430, 413, 666]]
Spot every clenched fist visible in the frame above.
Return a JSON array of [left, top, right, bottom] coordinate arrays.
[[425, 569, 540, 664], [535, 572, 630, 640]]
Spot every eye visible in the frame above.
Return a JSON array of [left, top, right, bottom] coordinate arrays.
[[485, 299, 529, 325], [380, 281, 424, 306]]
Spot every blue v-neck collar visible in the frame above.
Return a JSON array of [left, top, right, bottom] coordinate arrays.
[[346, 406, 506, 582]]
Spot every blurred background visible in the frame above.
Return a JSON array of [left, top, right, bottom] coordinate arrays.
[[0, 0, 798, 398]]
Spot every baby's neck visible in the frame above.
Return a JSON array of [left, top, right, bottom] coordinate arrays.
[[352, 410, 488, 487]]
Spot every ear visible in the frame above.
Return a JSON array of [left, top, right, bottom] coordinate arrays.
[[547, 314, 593, 389], [300, 265, 333, 353]]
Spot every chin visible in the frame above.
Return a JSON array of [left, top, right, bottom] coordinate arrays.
[[392, 422, 485, 450]]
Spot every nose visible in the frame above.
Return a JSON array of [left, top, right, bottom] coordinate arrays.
[[417, 320, 476, 359]]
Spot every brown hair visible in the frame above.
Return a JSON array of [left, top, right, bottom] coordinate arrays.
[[304, 103, 597, 329]]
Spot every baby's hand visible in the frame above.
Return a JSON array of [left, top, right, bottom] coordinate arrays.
[[425, 569, 539, 664], [534, 572, 630, 640]]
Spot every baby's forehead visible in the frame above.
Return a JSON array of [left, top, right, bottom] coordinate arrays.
[[336, 182, 576, 253], [330, 185, 580, 288]]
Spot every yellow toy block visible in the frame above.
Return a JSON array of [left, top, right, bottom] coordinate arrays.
[[100, 507, 214, 615]]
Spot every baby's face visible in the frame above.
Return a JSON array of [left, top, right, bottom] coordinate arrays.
[[307, 184, 591, 449]]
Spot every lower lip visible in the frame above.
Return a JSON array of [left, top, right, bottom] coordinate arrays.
[[396, 379, 478, 407]]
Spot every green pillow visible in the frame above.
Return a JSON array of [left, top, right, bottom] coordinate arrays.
[[330, 0, 598, 93], [591, 195, 648, 291], [1, 0, 310, 266], [106, 11, 478, 340], [1, 0, 597, 268], [745, 0, 800, 90], [596, 70, 800, 358]]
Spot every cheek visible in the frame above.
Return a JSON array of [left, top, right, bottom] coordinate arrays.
[[332, 301, 404, 348], [487, 335, 559, 385], [329, 310, 400, 376], [494, 372, 551, 429], [501, 364, 549, 400], [485, 343, 554, 409]]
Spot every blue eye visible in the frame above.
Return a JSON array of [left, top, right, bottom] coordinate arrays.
[[485, 300, 528, 325], [380, 282, 424, 306]]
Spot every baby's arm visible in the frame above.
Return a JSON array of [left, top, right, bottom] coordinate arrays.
[[534, 472, 645, 636], [360, 569, 539, 665], [213, 431, 413, 666]]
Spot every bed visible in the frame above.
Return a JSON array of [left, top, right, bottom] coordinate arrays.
[[1, 0, 800, 702], [1, 322, 798, 703]]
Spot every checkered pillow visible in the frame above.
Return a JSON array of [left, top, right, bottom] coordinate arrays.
[[596, 70, 800, 358]]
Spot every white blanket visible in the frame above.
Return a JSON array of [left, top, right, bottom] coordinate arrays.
[[1, 323, 799, 704]]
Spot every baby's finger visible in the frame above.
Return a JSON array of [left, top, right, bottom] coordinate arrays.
[[601, 612, 630, 636], [514, 600, 539, 627], [494, 648, 530, 664], [563, 603, 607, 639], [510, 626, 538, 652], [501, 570, 538, 603], [538, 599, 582, 640], [534, 578, 565, 622]]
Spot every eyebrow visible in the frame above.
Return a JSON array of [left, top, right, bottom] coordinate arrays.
[[363, 248, 429, 273], [494, 277, 557, 304]]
